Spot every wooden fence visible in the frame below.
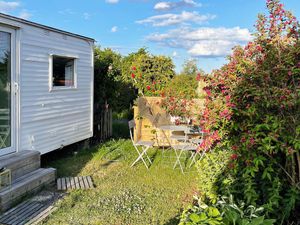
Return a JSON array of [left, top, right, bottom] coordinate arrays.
[[93, 104, 112, 142]]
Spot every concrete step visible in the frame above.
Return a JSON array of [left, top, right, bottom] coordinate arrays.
[[0, 151, 40, 181], [0, 168, 56, 212]]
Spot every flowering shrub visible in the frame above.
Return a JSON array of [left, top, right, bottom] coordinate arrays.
[[159, 74, 203, 121], [123, 49, 175, 96], [160, 95, 194, 120], [197, 0, 300, 223]]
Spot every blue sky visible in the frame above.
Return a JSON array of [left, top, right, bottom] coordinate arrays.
[[1, 0, 300, 73]]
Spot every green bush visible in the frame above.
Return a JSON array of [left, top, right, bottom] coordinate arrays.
[[196, 150, 230, 200], [179, 195, 276, 225], [164, 74, 199, 99]]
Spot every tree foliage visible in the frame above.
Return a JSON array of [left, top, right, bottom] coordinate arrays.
[[94, 46, 136, 112], [122, 48, 175, 96], [180, 59, 204, 77]]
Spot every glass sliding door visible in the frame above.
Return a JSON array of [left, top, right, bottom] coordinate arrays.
[[0, 29, 14, 156]]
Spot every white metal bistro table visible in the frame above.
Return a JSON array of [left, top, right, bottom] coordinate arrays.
[[158, 125, 189, 146], [158, 125, 200, 173]]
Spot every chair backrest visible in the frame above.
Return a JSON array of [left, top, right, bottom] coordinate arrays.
[[128, 119, 136, 143]]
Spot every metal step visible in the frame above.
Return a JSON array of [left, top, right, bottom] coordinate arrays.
[[0, 151, 41, 181], [0, 168, 56, 212]]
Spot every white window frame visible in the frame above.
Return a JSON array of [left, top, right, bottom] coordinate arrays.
[[49, 54, 78, 91]]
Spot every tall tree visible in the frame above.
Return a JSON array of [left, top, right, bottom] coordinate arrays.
[[94, 46, 136, 112], [181, 59, 205, 76]]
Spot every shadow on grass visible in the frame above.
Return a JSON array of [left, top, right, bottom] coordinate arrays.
[[100, 155, 122, 168], [41, 141, 100, 177], [149, 148, 160, 164], [163, 215, 180, 225]]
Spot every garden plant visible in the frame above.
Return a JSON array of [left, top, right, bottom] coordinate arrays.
[[180, 0, 300, 224]]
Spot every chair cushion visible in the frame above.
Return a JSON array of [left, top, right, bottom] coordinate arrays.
[[135, 141, 154, 147]]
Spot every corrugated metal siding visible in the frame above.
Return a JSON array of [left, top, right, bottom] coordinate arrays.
[[19, 24, 93, 154]]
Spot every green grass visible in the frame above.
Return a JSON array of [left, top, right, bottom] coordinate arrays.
[[42, 139, 198, 225]]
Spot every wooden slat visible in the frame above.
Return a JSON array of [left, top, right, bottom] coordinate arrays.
[[74, 177, 80, 189], [10, 202, 42, 225], [61, 178, 66, 190], [82, 176, 90, 189], [0, 201, 30, 223], [2, 203, 37, 224], [70, 177, 75, 189], [26, 205, 57, 225], [56, 176, 94, 191], [14, 204, 45, 225], [0, 191, 63, 225], [78, 176, 85, 189], [93, 107, 112, 141], [86, 176, 94, 188], [23, 204, 50, 225], [57, 178, 62, 190], [65, 177, 69, 190]]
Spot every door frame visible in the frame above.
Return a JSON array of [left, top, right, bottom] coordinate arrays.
[[0, 25, 17, 156]]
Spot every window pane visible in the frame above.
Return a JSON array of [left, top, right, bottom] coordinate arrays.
[[0, 31, 11, 149], [52, 56, 75, 87]]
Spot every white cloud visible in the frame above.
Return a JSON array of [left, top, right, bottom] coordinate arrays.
[[19, 10, 31, 19], [59, 8, 75, 15], [106, 0, 119, 4], [136, 11, 215, 27], [0, 1, 20, 13], [83, 12, 91, 20], [154, 0, 200, 11], [147, 27, 252, 57], [111, 26, 118, 32], [154, 2, 170, 10], [172, 51, 178, 57]]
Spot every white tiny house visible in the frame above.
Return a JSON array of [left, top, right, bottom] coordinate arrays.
[[0, 13, 94, 156]]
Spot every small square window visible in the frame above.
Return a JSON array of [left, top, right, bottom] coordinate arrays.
[[50, 55, 77, 89]]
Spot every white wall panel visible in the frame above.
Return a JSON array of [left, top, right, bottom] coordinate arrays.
[[18, 23, 93, 154]]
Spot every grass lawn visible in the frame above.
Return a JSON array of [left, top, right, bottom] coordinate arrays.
[[42, 139, 198, 225]]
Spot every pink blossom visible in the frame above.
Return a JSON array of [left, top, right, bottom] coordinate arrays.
[[232, 145, 238, 151], [230, 154, 238, 160], [250, 137, 255, 145], [205, 89, 211, 96]]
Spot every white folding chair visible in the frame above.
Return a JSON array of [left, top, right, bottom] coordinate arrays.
[[128, 120, 154, 169], [170, 127, 197, 173], [188, 138, 206, 167], [172, 143, 197, 173]]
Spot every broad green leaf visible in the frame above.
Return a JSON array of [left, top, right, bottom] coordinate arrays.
[[241, 218, 251, 225], [249, 216, 264, 225], [262, 219, 276, 225], [199, 212, 208, 221], [189, 213, 201, 223], [207, 207, 221, 217]]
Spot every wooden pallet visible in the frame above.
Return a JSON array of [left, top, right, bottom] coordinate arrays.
[[57, 176, 94, 191], [0, 191, 63, 225]]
